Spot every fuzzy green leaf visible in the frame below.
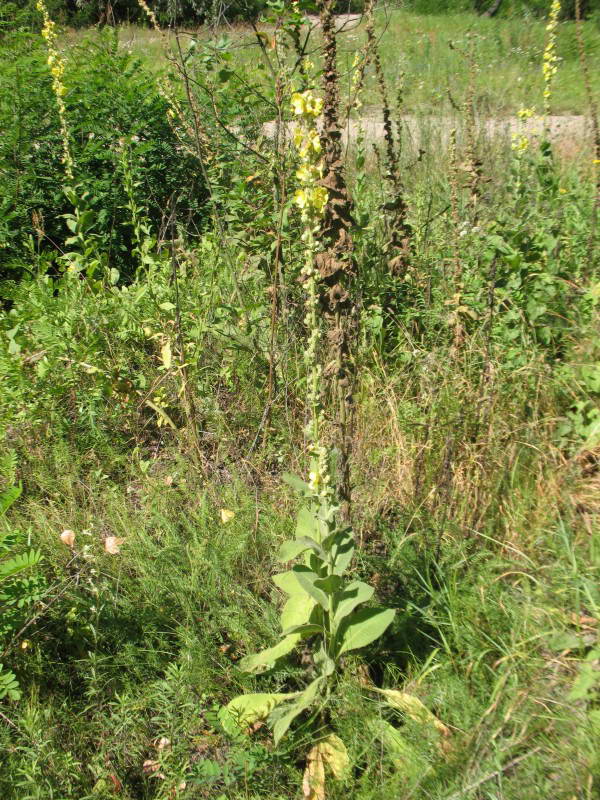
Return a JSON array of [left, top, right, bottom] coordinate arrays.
[[270, 677, 325, 744], [324, 529, 355, 575], [280, 593, 317, 631], [313, 643, 336, 677], [272, 570, 301, 595], [238, 634, 300, 674], [282, 473, 311, 496], [333, 581, 374, 626], [280, 622, 324, 637], [278, 537, 324, 563], [219, 692, 298, 736], [292, 566, 329, 610], [314, 574, 343, 594], [337, 607, 395, 655], [296, 505, 327, 541]]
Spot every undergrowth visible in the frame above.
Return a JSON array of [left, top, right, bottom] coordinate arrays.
[[0, 1, 598, 798]]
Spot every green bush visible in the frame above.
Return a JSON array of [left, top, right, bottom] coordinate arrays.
[[0, 29, 207, 284]]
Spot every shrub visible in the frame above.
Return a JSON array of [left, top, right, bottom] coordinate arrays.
[[0, 28, 207, 284]]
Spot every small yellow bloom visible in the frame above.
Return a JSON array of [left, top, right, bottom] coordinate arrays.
[[305, 96, 323, 117], [294, 188, 308, 209], [517, 107, 535, 121], [309, 131, 321, 153], [311, 186, 328, 214], [291, 92, 306, 116], [220, 509, 235, 524]]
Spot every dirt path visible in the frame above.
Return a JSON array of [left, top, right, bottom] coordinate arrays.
[[263, 113, 592, 158]]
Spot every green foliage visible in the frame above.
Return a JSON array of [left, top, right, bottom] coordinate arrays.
[[224, 466, 395, 743], [0, 4, 598, 798], [0, 28, 206, 283], [0, 481, 45, 701]]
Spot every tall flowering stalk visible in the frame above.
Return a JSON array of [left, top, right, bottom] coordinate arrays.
[[36, 0, 73, 183], [542, 0, 561, 122], [291, 90, 329, 494], [221, 91, 394, 748]]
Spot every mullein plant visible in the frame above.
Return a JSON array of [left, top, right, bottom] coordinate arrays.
[[542, 0, 561, 123], [220, 90, 395, 750], [36, 0, 73, 184], [36, 0, 106, 282]]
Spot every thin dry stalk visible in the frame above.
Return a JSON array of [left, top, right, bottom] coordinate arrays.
[[450, 36, 482, 223], [364, 1, 412, 275], [575, 0, 600, 263], [448, 128, 465, 352], [316, 0, 357, 518]]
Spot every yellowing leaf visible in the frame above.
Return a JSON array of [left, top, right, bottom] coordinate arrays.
[[303, 743, 325, 800], [160, 339, 172, 370], [375, 689, 451, 738], [317, 734, 349, 779], [104, 536, 125, 555], [219, 692, 297, 736], [303, 734, 348, 800], [220, 509, 235, 524], [60, 529, 75, 547]]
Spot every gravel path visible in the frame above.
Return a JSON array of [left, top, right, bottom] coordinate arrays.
[[263, 114, 592, 158]]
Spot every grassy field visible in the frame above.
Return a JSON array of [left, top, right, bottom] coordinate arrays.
[[1, 3, 599, 799], [91, 8, 600, 114]]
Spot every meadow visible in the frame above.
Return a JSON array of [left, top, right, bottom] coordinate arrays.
[[0, 1, 599, 799]]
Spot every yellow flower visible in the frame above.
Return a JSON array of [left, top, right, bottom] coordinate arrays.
[[291, 92, 306, 116], [305, 96, 323, 117], [294, 188, 308, 209], [311, 187, 328, 214], [309, 131, 321, 153], [296, 163, 321, 183], [517, 107, 535, 121]]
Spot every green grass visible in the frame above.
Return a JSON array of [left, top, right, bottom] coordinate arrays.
[[80, 9, 600, 115], [1, 6, 599, 799], [0, 352, 597, 798]]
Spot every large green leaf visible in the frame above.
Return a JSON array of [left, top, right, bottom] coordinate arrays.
[[333, 581, 374, 626], [280, 593, 317, 631], [296, 505, 328, 542], [238, 635, 300, 674], [337, 607, 395, 655], [313, 642, 336, 677], [314, 574, 343, 594], [270, 677, 325, 744], [272, 570, 301, 595], [324, 529, 355, 575], [278, 536, 324, 563], [282, 473, 311, 496], [219, 692, 298, 736], [281, 623, 324, 636], [292, 566, 329, 610]]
